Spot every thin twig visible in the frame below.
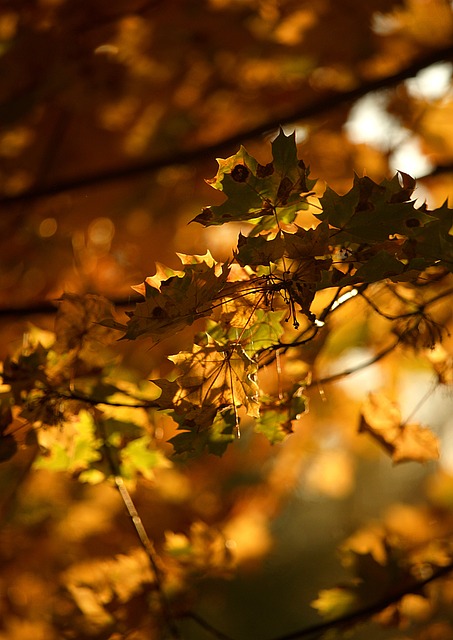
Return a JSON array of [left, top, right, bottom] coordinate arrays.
[[309, 339, 399, 387], [2, 45, 453, 206], [359, 285, 453, 323], [61, 388, 161, 409], [98, 421, 181, 639]]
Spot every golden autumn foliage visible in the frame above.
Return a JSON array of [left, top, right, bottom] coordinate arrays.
[[1, 2, 453, 640]]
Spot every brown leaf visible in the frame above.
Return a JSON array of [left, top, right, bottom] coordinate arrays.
[[54, 294, 115, 354]]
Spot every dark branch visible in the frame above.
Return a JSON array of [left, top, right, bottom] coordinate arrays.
[[0, 295, 141, 318], [60, 389, 161, 409], [264, 560, 453, 640], [2, 44, 453, 206], [420, 163, 453, 180], [184, 612, 236, 640], [182, 560, 453, 640]]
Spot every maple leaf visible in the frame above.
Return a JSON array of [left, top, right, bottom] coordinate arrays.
[[282, 222, 330, 259], [410, 200, 453, 271], [34, 410, 103, 475], [256, 384, 307, 444], [169, 407, 236, 457], [359, 392, 439, 464], [109, 254, 230, 341], [169, 337, 259, 418], [120, 435, 170, 480], [206, 308, 285, 357], [54, 294, 115, 354], [329, 250, 407, 288], [234, 232, 285, 267], [192, 129, 315, 227], [318, 173, 437, 244]]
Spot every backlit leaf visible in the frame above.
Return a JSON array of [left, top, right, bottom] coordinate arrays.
[[169, 338, 259, 418], [120, 435, 170, 480], [112, 255, 230, 341], [34, 410, 103, 474], [359, 392, 439, 464], [234, 232, 285, 267], [192, 129, 315, 227], [317, 173, 437, 243], [169, 407, 236, 457], [311, 587, 358, 620]]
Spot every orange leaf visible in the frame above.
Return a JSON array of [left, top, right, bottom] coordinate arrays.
[[391, 423, 440, 464], [359, 392, 439, 464]]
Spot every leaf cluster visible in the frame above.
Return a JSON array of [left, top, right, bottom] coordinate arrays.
[[1, 130, 453, 640]]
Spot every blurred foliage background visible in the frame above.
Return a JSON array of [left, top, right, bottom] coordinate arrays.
[[1, 1, 453, 639]]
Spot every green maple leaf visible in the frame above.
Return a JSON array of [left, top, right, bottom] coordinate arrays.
[[239, 308, 285, 356], [192, 129, 315, 227], [318, 173, 436, 243], [120, 435, 170, 480], [254, 409, 289, 444], [256, 385, 307, 444], [34, 410, 102, 474], [169, 407, 236, 457], [234, 232, 285, 267]]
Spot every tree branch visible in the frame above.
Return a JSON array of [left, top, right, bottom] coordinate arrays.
[[2, 45, 453, 206], [0, 295, 141, 318], [60, 388, 161, 409], [309, 339, 399, 387], [184, 612, 236, 640], [182, 559, 453, 640], [264, 560, 453, 640]]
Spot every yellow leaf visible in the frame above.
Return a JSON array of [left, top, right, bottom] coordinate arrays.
[[359, 392, 439, 464], [391, 423, 439, 464], [340, 523, 387, 566], [311, 587, 357, 620]]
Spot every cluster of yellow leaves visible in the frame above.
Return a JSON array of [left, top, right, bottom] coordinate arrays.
[[64, 548, 155, 630]]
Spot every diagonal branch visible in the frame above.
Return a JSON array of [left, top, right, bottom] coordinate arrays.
[[184, 612, 236, 640], [182, 558, 453, 640], [309, 339, 399, 387], [2, 44, 453, 206], [264, 560, 453, 640]]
